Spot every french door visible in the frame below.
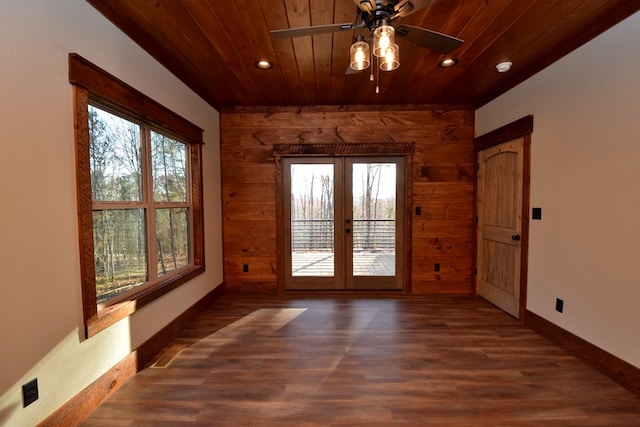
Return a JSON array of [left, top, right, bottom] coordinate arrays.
[[283, 157, 404, 290]]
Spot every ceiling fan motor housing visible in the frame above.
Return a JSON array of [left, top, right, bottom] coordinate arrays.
[[359, 0, 414, 31]]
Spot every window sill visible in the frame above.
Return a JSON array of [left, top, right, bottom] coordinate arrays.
[[85, 264, 205, 338]]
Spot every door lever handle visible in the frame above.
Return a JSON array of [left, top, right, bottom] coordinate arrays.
[[512, 234, 521, 241]]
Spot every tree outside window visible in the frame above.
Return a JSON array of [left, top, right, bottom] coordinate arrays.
[[89, 105, 191, 304]]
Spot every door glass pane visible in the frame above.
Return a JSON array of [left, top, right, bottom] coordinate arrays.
[[290, 164, 334, 276], [352, 163, 396, 276]]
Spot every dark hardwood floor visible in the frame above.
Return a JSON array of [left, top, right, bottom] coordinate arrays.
[[82, 294, 640, 426]]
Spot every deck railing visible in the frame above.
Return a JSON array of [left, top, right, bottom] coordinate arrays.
[[291, 219, 395, 252]]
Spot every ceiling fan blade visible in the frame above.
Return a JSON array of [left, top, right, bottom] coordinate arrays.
[[353, 0, 376, 13], [393, 0, 415, 17], [271, 23, 358, 39], [394, 0, 443, 18], [396, 24, 463, 54]]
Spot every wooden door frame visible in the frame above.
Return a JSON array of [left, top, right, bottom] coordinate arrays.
[[274, 142, 414, 294], [474, 116, 533, 321]]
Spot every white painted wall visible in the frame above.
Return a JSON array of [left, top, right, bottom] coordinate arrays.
[[0, 1, 222, 425], [476, 12, 640, 369]]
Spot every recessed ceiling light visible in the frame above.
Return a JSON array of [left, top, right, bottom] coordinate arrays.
[[255, 60, 273, 70], [438, 58, 458, 68], [496, 61, 512, 73]]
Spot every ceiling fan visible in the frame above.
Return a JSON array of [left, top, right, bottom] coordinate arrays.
[[270, 0, 463, 74]]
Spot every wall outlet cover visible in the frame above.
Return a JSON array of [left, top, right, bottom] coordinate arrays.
[[532, 207, 542, 220], [22, 378, 38, 407]]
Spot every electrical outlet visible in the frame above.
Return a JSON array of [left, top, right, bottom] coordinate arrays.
[[415, 206, 421, 215], [242, 264, 249, 273], [555, 298, 564, 313], [434, 263, 440, 272], [22, 378, 38, 408]]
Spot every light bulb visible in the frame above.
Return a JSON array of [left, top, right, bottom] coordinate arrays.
[[379, 34, 390, 52], [385, 46, 394, 64], [355, 47, 365, 69], [380, 43, 399, 71]]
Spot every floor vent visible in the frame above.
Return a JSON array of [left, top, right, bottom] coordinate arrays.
[[149, 344, 186, 368]]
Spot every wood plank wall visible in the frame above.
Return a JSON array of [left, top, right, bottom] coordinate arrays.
[[220, 106, 475, 294]]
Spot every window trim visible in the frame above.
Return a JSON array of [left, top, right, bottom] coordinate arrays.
[[70, 53, 205, 338]]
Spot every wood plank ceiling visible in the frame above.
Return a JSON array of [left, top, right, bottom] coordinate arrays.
[[86, 0, 640, 109]]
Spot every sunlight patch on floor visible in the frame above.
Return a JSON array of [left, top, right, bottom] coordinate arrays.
[[150, 308, 308, 367]]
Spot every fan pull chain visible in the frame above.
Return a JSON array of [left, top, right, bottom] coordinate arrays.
[[376, 55, 380, 94]]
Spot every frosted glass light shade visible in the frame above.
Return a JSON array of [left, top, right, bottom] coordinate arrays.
[[349, 39, 370, 70], [373, 24, 395, 57]]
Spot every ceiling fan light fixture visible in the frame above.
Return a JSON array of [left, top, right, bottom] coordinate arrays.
[[350, 36, 370, 71], [373, 24, 395, 58], [380, 43, 400, 71], [438, 58, 458, 68]]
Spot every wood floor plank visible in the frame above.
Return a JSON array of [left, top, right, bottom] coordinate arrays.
[[82, 295, 640, 426]]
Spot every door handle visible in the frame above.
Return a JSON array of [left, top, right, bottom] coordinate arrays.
[[512, 234, 521, 241], [346, 229, 351, 233]]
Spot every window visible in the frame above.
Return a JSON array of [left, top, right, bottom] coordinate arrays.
[[70, 54, 204, 337]]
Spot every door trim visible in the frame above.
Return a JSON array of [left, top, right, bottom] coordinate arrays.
[[274, 142, 415, 156], [474, 116, 533, 320], [274, 143, 414, 293]]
